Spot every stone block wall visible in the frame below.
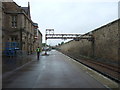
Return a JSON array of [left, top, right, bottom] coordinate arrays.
[[93, 21, 119, 63], [59, 19, 119, 66]]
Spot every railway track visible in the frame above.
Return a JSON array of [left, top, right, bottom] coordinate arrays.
[[76, 58, 120, 83], [87, 60, 119, 73], [60, 51, 120, 83]]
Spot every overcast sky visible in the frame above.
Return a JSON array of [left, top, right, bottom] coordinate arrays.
[[14, 0, 119, 46]]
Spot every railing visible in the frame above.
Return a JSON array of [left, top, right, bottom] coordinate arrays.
[[3, 42, 20, 56]]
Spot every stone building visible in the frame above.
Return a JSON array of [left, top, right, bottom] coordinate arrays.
[[2, 1, 42, 55], [33, 23, 42, 51], [0, 1, 2, 54]]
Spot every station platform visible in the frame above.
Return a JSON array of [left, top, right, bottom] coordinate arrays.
[[2, 50, 118, 89]]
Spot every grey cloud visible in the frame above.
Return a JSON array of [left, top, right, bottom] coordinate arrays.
[[14, 0, 118, 45]]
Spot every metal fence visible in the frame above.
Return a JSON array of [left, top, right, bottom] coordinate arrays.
[[3, 42, 20, 56]]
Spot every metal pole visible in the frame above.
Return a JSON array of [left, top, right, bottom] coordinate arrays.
[[45, 29, 48, 55], [45, 29, 54, 55], [45, 35, 47, 55]]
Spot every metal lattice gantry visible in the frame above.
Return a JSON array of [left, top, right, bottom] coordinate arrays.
[[46, 34, 81, 40], [44, 29, 94, 55], [45, 29, 94, 41], [43, 29, 94, 55], [45, 29, 82, 40]]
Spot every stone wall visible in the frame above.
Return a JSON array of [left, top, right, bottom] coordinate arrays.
[[59, 19, 119, 66], [93, 20, 119, 63]]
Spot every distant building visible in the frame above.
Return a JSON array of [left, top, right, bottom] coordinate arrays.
[[38, 30, 42, 48], [2, 1, 42, 55]]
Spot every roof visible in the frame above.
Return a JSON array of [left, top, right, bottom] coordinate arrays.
[[38, 30, 42, 36], [21, 7, 29, 14]]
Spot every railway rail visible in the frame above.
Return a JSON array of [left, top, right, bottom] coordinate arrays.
[[60, 51, 120, 83]]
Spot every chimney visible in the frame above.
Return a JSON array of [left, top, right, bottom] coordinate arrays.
[[28, 2, 31, 18]]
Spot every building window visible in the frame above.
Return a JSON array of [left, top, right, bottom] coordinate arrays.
[[11, 15, 17, 28], [11, 35, 18, 42]]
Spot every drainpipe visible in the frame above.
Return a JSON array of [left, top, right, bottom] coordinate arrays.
[[20, 28, 23, 50]]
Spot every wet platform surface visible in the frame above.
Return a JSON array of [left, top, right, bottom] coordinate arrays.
[[3, 50, 107, 88]]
